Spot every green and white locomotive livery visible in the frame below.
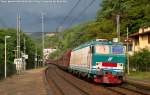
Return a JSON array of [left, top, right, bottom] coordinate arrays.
[[69, 39, 126, 84]]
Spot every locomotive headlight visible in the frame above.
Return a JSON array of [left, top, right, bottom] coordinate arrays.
[[117, 63, 123, 66], [96, 62, 102, 69], [117, 63, 123, 69], [120, 64, 123, 66]]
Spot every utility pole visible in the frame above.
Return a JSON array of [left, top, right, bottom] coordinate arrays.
[[42, 13, 45, 66], [16, 13, 19, 74], [127, 27, 130, 75], [116, 15, 120, 42], [16, 13, 19, 61], [24, 38, 26, 55], [16, 11, 21, 74], [35, 47, 37, 69], [18, 14, 21, 59], [23, 37, 26, 71]]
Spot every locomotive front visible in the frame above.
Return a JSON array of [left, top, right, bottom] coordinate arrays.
[[91, 41, 126, 84]]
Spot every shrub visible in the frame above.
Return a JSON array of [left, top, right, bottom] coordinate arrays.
[[129, 48, 150, 72]]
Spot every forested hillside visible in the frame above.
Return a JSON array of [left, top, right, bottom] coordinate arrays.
[[97, 0, 150, 34], [48, 0, 150, 59]]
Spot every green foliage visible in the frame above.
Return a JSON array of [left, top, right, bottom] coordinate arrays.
[[25, 36, 36, 69], [48, 0, 150, 60], [128, 72, 150, 80], [97, 0, 150, 35], [47, 20, 116, 59], [49, 49, 65, 60], [130, 48, 150, 71], [0, 28, 37, 70], [0, 28, 17, 65]]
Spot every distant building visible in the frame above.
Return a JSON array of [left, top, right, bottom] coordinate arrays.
[[45, 32, 56, 37], [43, 48, 56, 60], [25, 32, 56, 38], [130, 27, 150, 52]]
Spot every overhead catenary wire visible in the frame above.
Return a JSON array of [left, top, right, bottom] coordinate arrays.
[[69, 0, 96, 27], [57, 0, 81, 30]]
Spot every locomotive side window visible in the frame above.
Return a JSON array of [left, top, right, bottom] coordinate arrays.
[[91, 46, 94, 53], [90, 46, 94, 53]]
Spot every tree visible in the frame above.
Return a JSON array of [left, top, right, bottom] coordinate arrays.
[[0, 28, 37, 69], [47, 0, 150, 60]]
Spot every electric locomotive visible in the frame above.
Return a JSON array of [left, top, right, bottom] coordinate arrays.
[[69, 39, 126, 84]]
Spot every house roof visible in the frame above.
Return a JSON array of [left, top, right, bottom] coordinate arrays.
[[129, 30, 150, 37], [129, 32, 139, 37]]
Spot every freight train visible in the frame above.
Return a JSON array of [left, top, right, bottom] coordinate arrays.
[[50, 39, 126, 84]]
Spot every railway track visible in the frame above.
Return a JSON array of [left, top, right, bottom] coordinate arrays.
[[58, 67, 150, 95], [45, 66, 90, 95], [45, 67, 65, 95], [105, 86, 148, 95], [120, 83, 150, 95], [56, 69, 125, 95], [45, 64, 150, 95], [54, 68, 90, 95], [96, 79, 150, 95]]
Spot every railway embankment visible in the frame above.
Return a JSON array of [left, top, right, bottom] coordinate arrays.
[[126, 72, 150, 89], [125, 72, 150, 93]]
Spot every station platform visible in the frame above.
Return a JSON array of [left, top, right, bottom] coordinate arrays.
[[0, 68, 47, 95]]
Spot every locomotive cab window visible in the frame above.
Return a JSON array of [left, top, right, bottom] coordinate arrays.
[[111, 45, 125, 54], [95, 45, 109, 54]]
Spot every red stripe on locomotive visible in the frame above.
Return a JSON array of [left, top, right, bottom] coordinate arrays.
[[102, 62, 117, 67]]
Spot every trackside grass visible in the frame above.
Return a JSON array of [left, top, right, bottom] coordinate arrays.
[[128, 72, 150, 80]]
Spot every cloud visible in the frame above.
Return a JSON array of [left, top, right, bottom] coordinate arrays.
[[0, 0, 101, 32]]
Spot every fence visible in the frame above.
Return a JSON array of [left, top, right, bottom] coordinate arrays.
[[0, 64, 16, 79]]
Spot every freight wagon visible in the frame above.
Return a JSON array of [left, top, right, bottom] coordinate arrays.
[[56, 50, 71, 70], [69, 39, 126, 84]]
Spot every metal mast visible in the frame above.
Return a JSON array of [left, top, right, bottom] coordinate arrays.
[[17, 12, 21, 59], [16, 10, 21, 74], [42, 13, 45, 66], [127, 27, 130, 75], [116, 15, 120, 42], [23, 37, 26, 71], [16, 13, 19, 60], [18, 14, 21, 59], [24, 38, 26, 54]]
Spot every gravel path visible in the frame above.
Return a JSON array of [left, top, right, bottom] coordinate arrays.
[[0, 68, 47, 95]]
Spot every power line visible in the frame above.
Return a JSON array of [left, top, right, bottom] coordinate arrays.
[[69, 0, 96, 27], [57, 0, 81, 30]]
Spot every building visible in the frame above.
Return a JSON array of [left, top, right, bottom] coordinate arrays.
[[25, 32, 56, 38], [130, 27, 150, 52], [43, 48, 56, 60], [45, 32, 56, 37]]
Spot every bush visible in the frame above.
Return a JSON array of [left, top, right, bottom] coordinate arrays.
[[129, 48, 150, 72]]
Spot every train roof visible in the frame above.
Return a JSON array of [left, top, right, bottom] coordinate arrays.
[[73, 39, 123, 51]]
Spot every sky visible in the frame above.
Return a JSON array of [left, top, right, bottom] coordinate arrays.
[[0, 0, 101, 32]]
